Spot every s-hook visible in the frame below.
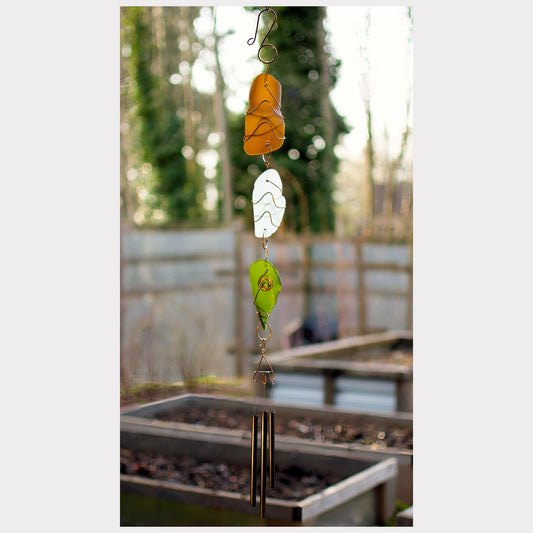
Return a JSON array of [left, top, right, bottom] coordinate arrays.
[[247, 6, 278, 65]]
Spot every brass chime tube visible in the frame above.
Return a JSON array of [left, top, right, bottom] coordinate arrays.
[[260, 410, 268, 518], [269, 411, 275, 488], [250, 414, 258, 506]]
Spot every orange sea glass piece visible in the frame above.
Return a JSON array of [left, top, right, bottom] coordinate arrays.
[[244, 73, 285, 156]]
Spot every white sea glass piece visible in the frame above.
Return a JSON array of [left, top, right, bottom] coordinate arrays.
[[252, 168, 286, 238]]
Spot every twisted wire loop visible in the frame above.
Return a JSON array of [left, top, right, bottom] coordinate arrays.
[[262, 237, 269, 259], [261, 144, 272, 168], [247, 6, 278, 65], [252, 323, 276, 384]]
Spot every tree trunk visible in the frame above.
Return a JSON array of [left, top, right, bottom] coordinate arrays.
[[317, 7, 335, 182], [212, 8, 234, 223], [364, 95, 375, 234], [180, 7, 198, 186], [382, 7, 413, 239], [360, 10, 375, 236]]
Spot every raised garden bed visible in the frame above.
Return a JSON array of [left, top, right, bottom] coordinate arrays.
[[140, 398, 412, 451], [121, 425, 397, 526], [121, 393, 413, 505], [121, 447, 342, 500], [266, 330, 413, 411]]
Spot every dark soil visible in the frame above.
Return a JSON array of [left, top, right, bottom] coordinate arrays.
[[120, 448, 344, 501], [155, 407, 413, 451]]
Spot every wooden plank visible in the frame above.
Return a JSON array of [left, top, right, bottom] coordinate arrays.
[[356, 239, 367, 334], [362, 262, 412, 272], [273, 359, 412, 380], [238, 260, 410, 273], [121, 226, 236, 260], [122, 285, 409, 298], [367, 289, 409, 298], [299, 458, 398, 524], [275, 261, 411, 272], [121, 416, 413, 462], [121, 392, 413, 426], [121, 284, 231, 298], [268, 331, 413, 364], [120, 474, 296, 521], [122, 252, 233, 265]]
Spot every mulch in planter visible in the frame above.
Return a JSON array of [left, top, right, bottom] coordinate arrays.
[[154, 407, 413, 451], [120, 448, 343, 500]]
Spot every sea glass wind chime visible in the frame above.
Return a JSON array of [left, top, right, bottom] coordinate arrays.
[[244, 7, 285, 518]]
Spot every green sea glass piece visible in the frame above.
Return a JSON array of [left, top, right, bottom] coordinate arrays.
[[249, 259, 282, 329]]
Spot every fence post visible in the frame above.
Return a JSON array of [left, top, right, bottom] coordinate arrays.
[[395, 376, 413, 413], [302, 235, 312, 319], [355, 238, 367, 335], [406, 237, 413, 330], [335, 241, 346, 337], [323, 370, 339, 405]]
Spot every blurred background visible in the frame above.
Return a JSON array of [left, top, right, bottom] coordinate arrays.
[[119, 5, 413, 391]]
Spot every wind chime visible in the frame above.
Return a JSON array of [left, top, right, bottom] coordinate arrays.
[[244, 6, 286, 519]]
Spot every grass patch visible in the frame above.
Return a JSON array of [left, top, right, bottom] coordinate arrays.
[[120, 377, 252, 407], [121, 382, 184, 406], [384, 500, 410, 526]]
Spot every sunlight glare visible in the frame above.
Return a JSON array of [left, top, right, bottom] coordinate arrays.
[[207, 132, 223, 147], [169, 73, 182, 85], [127, 168, 138, 182], [181, 145, 195, 160], [196, 149, 219, 169]]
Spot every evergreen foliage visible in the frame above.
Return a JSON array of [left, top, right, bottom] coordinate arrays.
[[123, 7, 204, 223]]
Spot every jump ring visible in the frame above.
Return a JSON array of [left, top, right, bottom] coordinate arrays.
[[256, 323, 272, 341]]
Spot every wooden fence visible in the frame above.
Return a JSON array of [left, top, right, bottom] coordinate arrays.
[[120, 222, 412, 384]]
